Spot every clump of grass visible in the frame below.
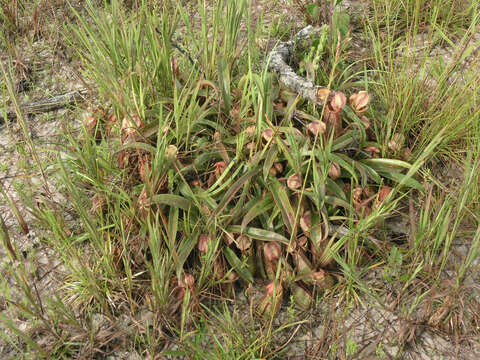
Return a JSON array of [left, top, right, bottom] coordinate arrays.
[[378, 151, 480, 341], [366, 0, 480, 159], [370, 0, 478, 36], [0, 0, 43, 43], [0, 1, 21, 37]]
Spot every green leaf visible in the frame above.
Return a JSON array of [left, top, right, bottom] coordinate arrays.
[[277, 138, 299, 174], [305, 3, 320, 20], [354, 161, 381, 184], [263, 145, 279, 181], [178, 183, 211, 208], [176, 229, 200, 280], [208, 166, 243, 198], [167, 206, 179, 246], [214, 166, 261, 216], [227, 225, 290, 245], [218, 56, 231, 113], [191, 151, 223, 170], [333, 11, 350, 38], [329, 153, 358, 183], [150, 194, 192, 210], [309, 211, 324, 250], [269, 180, 296, 234], [241, 195, 274, 232], [377, 171, 424, 191], [116, 141, 157, 154], [194, 118, 229, 135], [208, 160, 239, 194], [331, 129, 361, 151], [361, 158, 413, 170], [324, 195, 350, 209], [224, 247, 253, 283], [326, 178, 347, 201]]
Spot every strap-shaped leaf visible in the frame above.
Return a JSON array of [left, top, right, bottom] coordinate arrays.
[[270, 180, 296, 234], [116, 141, 157, 154], [167, 206, 179, 247], [176, 229, 200, 279], [277, 137, 300, 174], [331, 129, 361, 151], [218, 56, 231, 113], [354, 160, 381, 184], [214, 166, 261, 216], [241, 194, 274, 232], [377, 170, 424, 191], [324, 195, 350, 209], [227, 225, 290, 245], [329, 153, 358, 183], [303, 191, 350, 210], [208, 160, 239, 195], [325, 178, 347, 201], [224, 247, 253, 283], [263, 145, 279, 181], [361, 158, 413, 170], [150, 194, 192, 210]]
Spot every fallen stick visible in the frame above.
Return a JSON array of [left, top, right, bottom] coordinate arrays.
[[265, 25, 330, 106], [0, 89, 88, 125]]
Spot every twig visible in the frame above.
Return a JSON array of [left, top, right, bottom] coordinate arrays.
[[265, 25, 330, 106], [0, 88, 88, 124], [264, 323, 303, 358]]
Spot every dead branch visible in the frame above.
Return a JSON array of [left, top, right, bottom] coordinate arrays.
[[266, 25, 330, 106], [0, 89, 88, 124]]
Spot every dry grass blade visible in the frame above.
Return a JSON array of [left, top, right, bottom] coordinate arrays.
[[0, 180, 28, 235], [0, 214, 17, 261]]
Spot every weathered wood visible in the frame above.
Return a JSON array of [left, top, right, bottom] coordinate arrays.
[[0, 89, 88, 124], [266, 25, 330, 106]]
